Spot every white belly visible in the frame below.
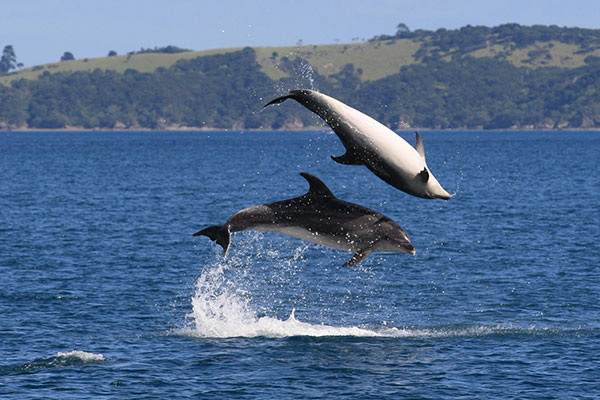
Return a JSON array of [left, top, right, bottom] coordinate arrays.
[[255, 225, 355, 252], [331, 97, 425, 176]]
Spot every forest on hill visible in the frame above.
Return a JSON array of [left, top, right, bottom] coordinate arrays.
[[1, 24, 600, 130]]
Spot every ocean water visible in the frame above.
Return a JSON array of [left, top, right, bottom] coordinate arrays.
[[1, 129, 599, 399]]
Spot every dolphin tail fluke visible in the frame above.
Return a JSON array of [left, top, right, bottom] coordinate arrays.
[[264, 90, 315, 109], [264, 94, 293, 108], [193, 225, 231, 256]]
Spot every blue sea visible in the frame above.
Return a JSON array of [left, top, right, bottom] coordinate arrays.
[[1, 129, 599, 399]]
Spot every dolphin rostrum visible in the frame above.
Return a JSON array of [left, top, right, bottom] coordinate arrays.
[[194, 173, 415, 267], [264, 89, 451, 200]]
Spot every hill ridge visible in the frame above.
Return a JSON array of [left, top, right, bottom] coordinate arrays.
[[1, 23, 600, 130]]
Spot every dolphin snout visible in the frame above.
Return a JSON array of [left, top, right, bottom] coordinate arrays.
[[402, 243, 416, 255], [438, 192, 452, 200], [430, 186, 452, 200], [427, 179, 452, 200]]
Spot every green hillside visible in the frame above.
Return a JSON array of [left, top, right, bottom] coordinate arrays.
[[1, 24, 600, 130], [0, 40, 423, 85], [4, 29, 600, 87], [0, 48, 243, 85]]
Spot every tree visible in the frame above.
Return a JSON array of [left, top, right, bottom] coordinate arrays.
[[61, 51, 75, 61], [108, 50, 117, 57], [396, 23, 410, 34], [0, 45, 23, 74]]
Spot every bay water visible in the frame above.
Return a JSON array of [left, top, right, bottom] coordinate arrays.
[[1, 130, 599, 398]]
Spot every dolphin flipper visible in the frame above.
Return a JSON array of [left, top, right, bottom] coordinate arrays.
[[343, 248, 373, 267], [416, 167, 429, 183], [194, 225, 231, 256], [331, 151, 363, 165]]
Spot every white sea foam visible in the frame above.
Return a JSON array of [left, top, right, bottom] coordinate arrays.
[[181, 300, 527, 339], [52, 350, 106, 362], [181, 307, 388, 339]]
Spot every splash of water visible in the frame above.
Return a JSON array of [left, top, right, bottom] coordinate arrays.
[[178, 233, 571, 339], [451, 169, 464, 197], [296, 59, 317, 91], [180, 264, 565, 340], [178, 239, 560, 339], [187, 261, 255, 337], [183, 239, 319, 338], [272, 55, 319, 96]]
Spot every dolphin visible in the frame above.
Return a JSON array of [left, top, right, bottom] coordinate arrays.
[[264, 89, 452, 200], [194, 173, 415, 267]]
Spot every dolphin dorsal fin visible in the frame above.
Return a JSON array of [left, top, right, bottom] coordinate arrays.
[[415, 131, 426, 161], [300, 173, 335, 198]]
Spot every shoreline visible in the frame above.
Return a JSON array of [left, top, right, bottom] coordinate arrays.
[[2, 126, 599, 133]]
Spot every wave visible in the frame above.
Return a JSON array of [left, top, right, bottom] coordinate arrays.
[[47, 350, 106, 365], [1, 351, 106, 375], [25, 351, 106, 369]]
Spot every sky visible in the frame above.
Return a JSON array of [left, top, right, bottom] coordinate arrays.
[[1, 0, 599, 68]]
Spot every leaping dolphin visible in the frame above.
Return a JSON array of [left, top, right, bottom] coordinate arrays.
[[264, 89, 452, 200], [194, 173, 415, 267]]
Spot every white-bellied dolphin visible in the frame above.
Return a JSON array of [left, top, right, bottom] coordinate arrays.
[[194, 173, 415, 267], [264, 89, 451, 200]]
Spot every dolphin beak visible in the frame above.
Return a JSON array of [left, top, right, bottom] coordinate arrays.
[[402, 243, 416, 255], [436, 188, 452, 200]]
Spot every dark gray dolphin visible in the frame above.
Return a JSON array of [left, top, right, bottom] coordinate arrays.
[[194, 173, 415, 267], [264, 89, 451, 200]]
